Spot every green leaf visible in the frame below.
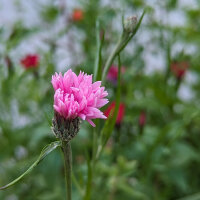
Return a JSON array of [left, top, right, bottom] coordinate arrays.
[[0, 141, 61, 190], [94, 20, 104, 81]]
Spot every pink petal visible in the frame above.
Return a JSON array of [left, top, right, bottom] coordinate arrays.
[[87, 119, 96, 127]]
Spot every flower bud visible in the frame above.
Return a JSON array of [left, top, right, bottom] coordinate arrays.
[[20, 54, 39, 69], [52, 112, 80, 142], [170, 61, 189, 80], [104, 102, 125, 125], [72, 9, 84, 22], [139, 111, 146, 127], [124, 16, 138, 33], [107, 65, 126, 84]]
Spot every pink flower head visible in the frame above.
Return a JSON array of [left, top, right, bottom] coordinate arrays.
[[107, 65, 125, 83], [20, 54, 39, 69], [52, 69, 109, 127]]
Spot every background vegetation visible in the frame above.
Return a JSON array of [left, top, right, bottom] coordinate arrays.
[[0, 0, 200, 199]]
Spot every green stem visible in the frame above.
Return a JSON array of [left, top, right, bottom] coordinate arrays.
[[72, 172, 84, 197], [92, 129, 98, 164], [84, 129, 97, 200], [62, 141, 72, 200], [175, 77, 181, 92], [164, 41, 171, 83], [102, 34, 124, 83], [102, 10, 146, 83], [139, 125, 144, 136], [84, 157, 92, 200], [94, 21, 104, 82]]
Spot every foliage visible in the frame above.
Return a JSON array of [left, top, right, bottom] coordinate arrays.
[[0, 0, 200, 200]]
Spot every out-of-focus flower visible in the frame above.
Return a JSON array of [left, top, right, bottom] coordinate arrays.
[[170, 61, 189, 80], [52, 69, 108, 127], [104, 102, 125, 125], [20, 54, 39, 69], [72, 9, 84, 22], [139, 111, 146, 127], [107, 65, 125, 83]]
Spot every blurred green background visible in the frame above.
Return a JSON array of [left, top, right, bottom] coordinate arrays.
[[0, 0, 200, 199]]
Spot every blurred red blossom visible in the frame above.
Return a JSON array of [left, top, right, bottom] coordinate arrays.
[[72, 9, 84, 22], [20, 54, 39, 69], [104, 102, 125, 125], [170, 61, 189, 80], [139, 111, 146, 127], [107, 65, 125, 83]]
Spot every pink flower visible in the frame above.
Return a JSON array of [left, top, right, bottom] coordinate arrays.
[[139, 111, 146, 127], [52, 69, 109, 127], [107, 65, 125, 83], [170, 61, 189, 80], [104, 102, 125, 125], [20, 54, 39, 69]]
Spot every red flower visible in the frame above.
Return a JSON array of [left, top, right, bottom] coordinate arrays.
[[20, 54, 39, 69], [139, 111, 146, 127], [104, 102, 125, 124], [170, 61, 189, 80], [72, 9, 84, 22], [107, 65, 125, 83]]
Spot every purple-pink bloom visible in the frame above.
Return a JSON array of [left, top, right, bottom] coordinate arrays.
[[52, 69, 109, 127], [107, 65, 126, 84]]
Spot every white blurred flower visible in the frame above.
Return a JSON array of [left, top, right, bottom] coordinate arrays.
[[167, 10, 186, 27], [15, 146, 28, 160], [178, 84, 195, 101], [178, 0, 198, 9]]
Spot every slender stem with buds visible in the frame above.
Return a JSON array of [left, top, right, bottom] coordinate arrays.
[[62, 141, 72, 200], [102, 10, 145, 83]]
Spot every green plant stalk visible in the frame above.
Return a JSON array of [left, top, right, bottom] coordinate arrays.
[[83, 128, 99, 200], [84, 11, 146, 199], [139, 124, 144, 136], [102, 9, 146, 83], [94, 21, 104, 82], [83, 21, 104, 198], [62, 141, 72, 200], [72, 172, 84, 197], [164, 41, 171, 82], [83, 158, 92, 200], [102, 34, 124, 83], [92, 129, 98, 164], [83, 52, 121, 199], [175, 77, 181, 92], [97, 54, 122, 160]]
